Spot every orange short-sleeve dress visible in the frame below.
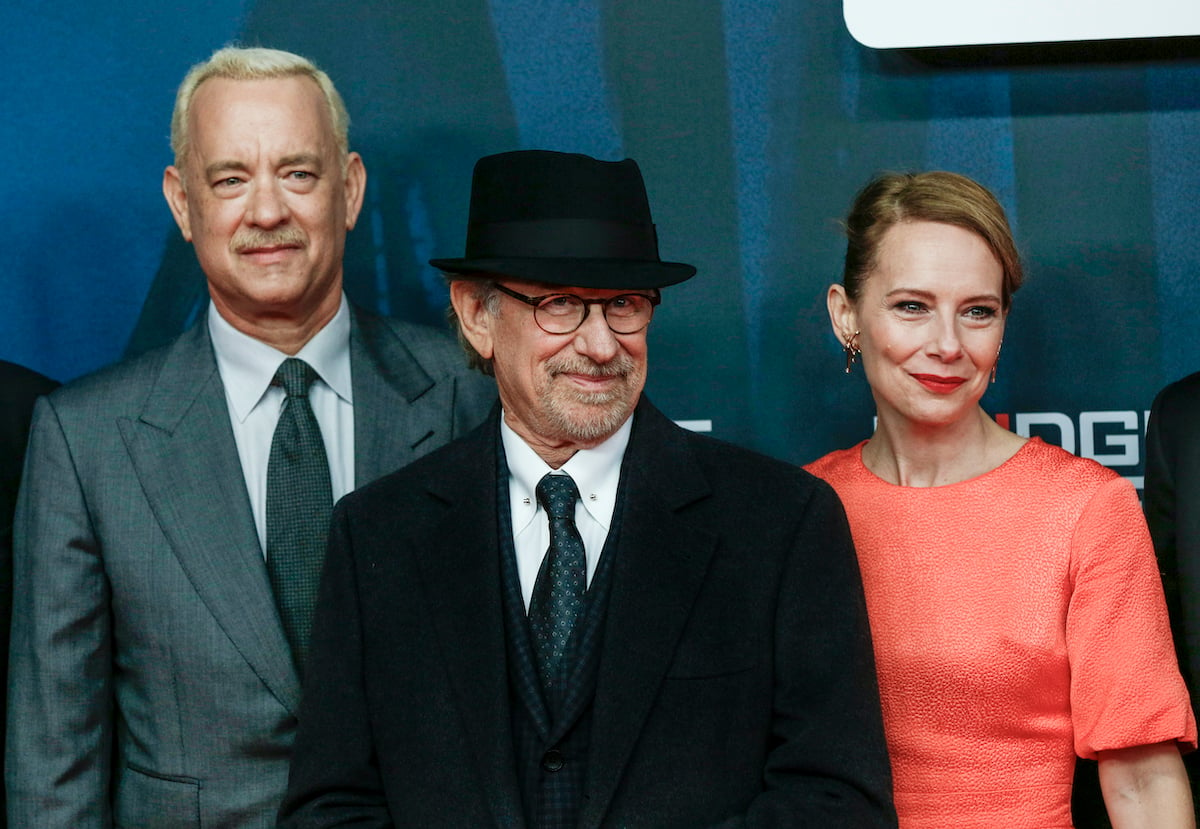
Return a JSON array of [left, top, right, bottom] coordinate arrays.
[[806, 438, 1196, 828]]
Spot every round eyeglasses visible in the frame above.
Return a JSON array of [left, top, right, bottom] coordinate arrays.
[[492, 283, 661, 335]]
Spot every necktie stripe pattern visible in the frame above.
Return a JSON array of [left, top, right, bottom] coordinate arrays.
[[266, 357, 333, 678], [528, 473, 587, 700]]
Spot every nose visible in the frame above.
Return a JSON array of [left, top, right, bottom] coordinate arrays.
[[570, 306, 621, 363], [928, 314, 963, 362], [244, 176, 290, 228]]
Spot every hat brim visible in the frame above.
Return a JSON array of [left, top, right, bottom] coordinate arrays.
[[429, 257, 696, 290]]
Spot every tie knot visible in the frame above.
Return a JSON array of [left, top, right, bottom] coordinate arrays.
[[536, 473, 580, 520], [274, 358, 318, 398]]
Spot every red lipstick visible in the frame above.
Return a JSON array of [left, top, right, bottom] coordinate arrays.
[[911, 374, 966, 394]]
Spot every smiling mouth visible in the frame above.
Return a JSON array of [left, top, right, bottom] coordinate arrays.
[[236, 245, 303, 265], [242, 244, 297, 252], [911, 374, 966, 393], [565, 372, 622, 389], [549, 356, 633, 382]]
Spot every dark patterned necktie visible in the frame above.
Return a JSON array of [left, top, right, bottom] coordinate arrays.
[[266, 357, 333, 678], [528, 473, 587, 696]]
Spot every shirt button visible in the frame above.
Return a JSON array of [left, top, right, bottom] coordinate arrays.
[[542, 749, 564, 772]]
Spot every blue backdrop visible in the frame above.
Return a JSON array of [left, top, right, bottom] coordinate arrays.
[[3, 0, 1199, 480]]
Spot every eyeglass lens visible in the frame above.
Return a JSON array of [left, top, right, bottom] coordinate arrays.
[[535, 294, 654, 334]]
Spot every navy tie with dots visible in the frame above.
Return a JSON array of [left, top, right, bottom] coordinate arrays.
[[529, 473, 587, 697], [266, 357, 333, 678]]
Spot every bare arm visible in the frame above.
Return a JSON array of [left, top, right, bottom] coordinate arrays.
[[1098, 742, 1194, 829]]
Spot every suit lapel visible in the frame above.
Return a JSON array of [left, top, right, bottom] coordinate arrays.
[[413, 417, 525, 825], [579, 402, 718, 828], [118, 323, 301, 713], [350, 308, 452, 486]]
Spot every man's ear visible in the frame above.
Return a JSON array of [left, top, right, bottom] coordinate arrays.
[[163, 166, 193, 242], [342, 152, 366, 231], [449, 281, 496, 361]]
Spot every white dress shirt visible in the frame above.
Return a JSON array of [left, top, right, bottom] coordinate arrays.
[[208, 296, 355, 555], [502, 413, 632, 611]]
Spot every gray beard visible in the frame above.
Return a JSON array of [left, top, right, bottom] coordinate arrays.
[[540, 354, 640, 442], [543, 386, 636, 442]]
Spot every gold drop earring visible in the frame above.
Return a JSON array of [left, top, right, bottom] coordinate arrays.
[[843, 331, 861, 374]]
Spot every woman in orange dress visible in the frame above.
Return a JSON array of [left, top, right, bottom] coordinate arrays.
[[805, 171, 1196, 828]]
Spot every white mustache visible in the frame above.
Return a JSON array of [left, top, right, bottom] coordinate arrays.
[[547, 356, 634, 379]]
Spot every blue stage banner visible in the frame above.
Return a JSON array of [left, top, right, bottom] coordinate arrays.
[[3, 0, 1198, 479]]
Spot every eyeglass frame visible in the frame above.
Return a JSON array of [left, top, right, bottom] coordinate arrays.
[[491, 282, 662, 335]]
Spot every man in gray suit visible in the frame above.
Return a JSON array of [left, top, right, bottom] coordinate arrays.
[[6, 47, 493, 827]]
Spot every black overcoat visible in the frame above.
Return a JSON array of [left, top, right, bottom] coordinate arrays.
[[281, 399, 897, 828], [1144, 370, 1200, 800]]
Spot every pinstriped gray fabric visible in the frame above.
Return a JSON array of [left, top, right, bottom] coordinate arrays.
[[266, 358, 332, 677], [5, 310, 494, 827]]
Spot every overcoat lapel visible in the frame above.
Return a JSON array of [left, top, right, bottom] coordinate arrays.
[[117, 323, 301, 713], [579, 402, 718, 829], [413, 416, 526, 827], [494, 452, 553, 740], [350, 309, 453, 485]]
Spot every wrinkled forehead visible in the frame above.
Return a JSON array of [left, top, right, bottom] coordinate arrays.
[[186, 76, 336, 164]]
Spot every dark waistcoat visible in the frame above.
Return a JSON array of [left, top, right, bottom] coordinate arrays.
[[496, 448, 622, 829]]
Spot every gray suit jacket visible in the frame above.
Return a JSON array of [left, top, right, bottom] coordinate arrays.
[[6, 308, 495, 828]]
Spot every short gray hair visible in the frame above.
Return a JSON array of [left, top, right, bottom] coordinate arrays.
[[170, 46, 350, 169]]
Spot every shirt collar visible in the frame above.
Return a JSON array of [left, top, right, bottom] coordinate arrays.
[[501, 413, 633, 532], [207, 294, 353, 423]]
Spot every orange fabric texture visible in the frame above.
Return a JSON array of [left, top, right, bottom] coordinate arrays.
[[807, 438, 1197, 828]]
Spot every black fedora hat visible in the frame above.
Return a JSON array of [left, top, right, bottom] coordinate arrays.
[[429, 150, 696, 289]]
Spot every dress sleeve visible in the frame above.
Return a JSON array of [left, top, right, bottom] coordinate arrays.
[[1066, 475, 1198, 759]]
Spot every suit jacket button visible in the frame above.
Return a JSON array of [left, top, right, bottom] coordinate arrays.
[[541, 749, 564, 772]]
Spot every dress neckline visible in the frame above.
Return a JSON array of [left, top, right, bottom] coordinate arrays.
[[851, 436, 1044, 491]]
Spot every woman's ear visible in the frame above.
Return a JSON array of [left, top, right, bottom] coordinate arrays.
[[826, 283, 858, 346]]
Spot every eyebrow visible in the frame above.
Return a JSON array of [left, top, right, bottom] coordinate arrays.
[[203, 153, 325, 181], [204, 160, 250, 180], [277, 153, 324, 171], [884, 288, 1001, 304]]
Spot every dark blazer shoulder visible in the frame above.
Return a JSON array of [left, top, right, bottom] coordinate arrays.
[[686, 429, 829, 489], [0, 361, 58, 445], [1158, 370, 1200, 400], [0, 361, 57, 407], [633, 400, 835, 506], [0, 360, 59, 515], [1152, 371, 1200, 436]]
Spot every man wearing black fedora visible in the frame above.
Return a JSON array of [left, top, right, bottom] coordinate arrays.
[[280, 150, 896, 827]]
